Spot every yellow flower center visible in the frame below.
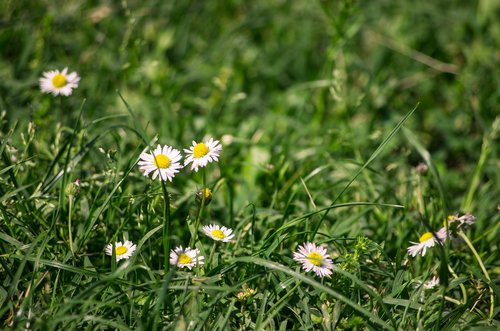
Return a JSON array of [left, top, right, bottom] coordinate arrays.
[[193, 143, 209, 158], [154, 154, 171, 168], [419, 232, 433, 242], [178, 253, 193, 265], [52, 73, 67, 88], [306, 252, 323, 266], [116, 246, 128, 256], [443, 215, 455, 226], [201, 188, 212, 198], [211, 229, 226, 239]]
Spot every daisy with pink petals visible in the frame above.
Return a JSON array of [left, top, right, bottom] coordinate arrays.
[[293, 242, 334, 278], [39, 67, 80, 96], [407, 232, 439, 257]]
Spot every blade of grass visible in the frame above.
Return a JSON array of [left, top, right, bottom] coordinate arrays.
[[311, 104, 418, 239]]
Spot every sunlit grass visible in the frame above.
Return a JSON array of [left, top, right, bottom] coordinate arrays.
[[1, 0, 498, 330]]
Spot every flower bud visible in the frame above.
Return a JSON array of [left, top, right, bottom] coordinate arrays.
[[195, 188, 212, 205], [65, 179, 81, 197]]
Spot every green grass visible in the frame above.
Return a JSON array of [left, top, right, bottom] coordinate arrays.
[[1, 0, 499, 330]]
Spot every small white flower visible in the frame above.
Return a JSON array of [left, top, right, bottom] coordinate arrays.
[[184, 138, 222, 172], [293, 242, 334, 278], [414, 276, 440, 301], [105, 240, 136, 261], [423, 276, 440, 289], [407, 232, 438, 257], [39, 67, 80, 96], [170, 246, 204, 270], [202, 224, 234, 242], [138, 144, 182, 181]]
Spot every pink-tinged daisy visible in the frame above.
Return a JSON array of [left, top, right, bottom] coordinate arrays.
[[414, 276, 440, 301], [407, 232, 438, 257], [293, 242, 334, 278], [169, 246, 204, 270], [138, 144, 182, 181], [202, 224, 234, 242], [39, 67, 80, 96], [417, 276, 440, 289], [184, 138, 222, 172], [436, 213, 476, 242], [105, 240, 136, 261]]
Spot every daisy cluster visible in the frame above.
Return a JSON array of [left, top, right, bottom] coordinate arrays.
[[37, 68, 333, 278], [138, 138, 223, 181], [38, 69, 476, 284], [104, 137, 229, 266], [407, 213, 476, 257]]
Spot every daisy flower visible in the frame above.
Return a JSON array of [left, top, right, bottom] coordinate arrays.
[[421, 276, 440, 289], [105, 240, 136, 261], [202, 224, 234, 242], [293, 242, 334, 278], [39, 67, 80, 96], [436, 227, 449, 243], [170, 246, 204, 270], [138, 144, 182, 181], [414, 276, 440, 301], [455, 213, 475, 227], [436, 213, 476, 242], [407, 232, 438, 257], [184, 138, 222, 172]]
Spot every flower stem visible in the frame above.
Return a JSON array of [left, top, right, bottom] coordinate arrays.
[[68, 195, 74, 256], [458, 230, 494, 319], [161, 181, 171, 275], [191, 169, 207, 246], [448, 265, 467, 304]]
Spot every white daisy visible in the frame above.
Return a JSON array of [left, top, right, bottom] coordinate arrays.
[[39, 67, 80, 96], [105, 240, 136, 261], [202, 224, 234, 242], [184, 138, 222, 172], [169, 246, 204, 270], [407, 232, 438, 257], [293, 242, 334, 278], [138, 144, 182, 181]]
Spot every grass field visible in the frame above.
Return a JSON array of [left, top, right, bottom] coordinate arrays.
[[1, 0, 499, 330]]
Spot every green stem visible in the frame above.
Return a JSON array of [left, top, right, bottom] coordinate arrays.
[[111, 242, 116, 272], [191, 169, 207, 246], [59, 96, 64, 125], [458, 230, 494, 319], [68, 195, 74, 256], [448, 265, 467, 304], [208, 242, 216, 268], [161, 181, 171, 275]]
